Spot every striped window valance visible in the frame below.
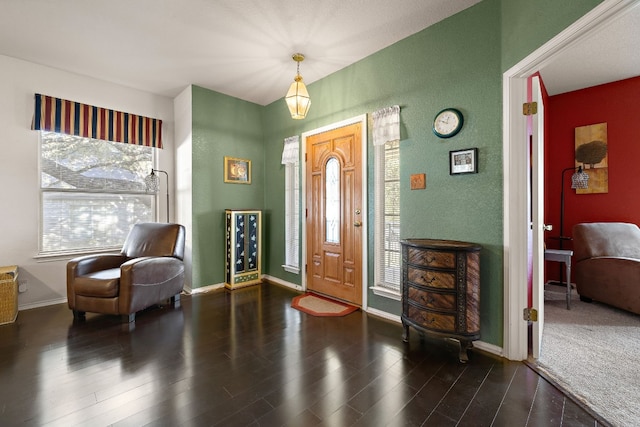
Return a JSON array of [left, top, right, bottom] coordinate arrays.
[[32, 93, 163, 148]]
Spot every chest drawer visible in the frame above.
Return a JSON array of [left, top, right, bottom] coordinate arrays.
[[406, 247, 455, 269], [407, 266, 455, 290], [407, 304, 455, 332], [407, 285, 456, 311]]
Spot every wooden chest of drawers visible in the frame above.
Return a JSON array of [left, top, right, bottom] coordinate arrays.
[[401, 239, 481, 362]]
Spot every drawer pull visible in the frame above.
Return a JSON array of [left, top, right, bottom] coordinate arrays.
[[425, 256, 436, 264], [420, 295, 435, 305], [421, 275, 436, 284]]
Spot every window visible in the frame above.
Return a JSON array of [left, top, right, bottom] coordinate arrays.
[[39, 132, 154, 255], [373, 139, 401, 299], [325, 157, 341, 244], [282, 136, 300, 273]]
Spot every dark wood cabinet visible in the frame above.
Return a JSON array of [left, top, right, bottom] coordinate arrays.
[[401, 238, 481, 362]]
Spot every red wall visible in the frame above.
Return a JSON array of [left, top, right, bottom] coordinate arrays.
[[545, 75, 640, 279]]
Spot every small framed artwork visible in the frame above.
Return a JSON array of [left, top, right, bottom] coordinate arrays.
[[224, 156, 251, 184], [450, 148, 478, 175]]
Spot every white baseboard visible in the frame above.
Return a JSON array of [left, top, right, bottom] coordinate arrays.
[[364, 307, 503, 358], [473, 340, 503, 358], [187, 282, 225, 294], [187, 276, 303, 295], [19, 297, 67, 311], [365, 306, 401, 323], [262, 275, 303, 292]]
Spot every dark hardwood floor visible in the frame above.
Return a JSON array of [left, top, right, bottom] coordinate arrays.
[[0, 283, 604, 426]]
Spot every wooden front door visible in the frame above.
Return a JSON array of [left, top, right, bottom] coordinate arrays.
[[306, 123, 363, 305]]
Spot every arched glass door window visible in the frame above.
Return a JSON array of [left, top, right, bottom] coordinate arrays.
[[325, 157, 340, 244]]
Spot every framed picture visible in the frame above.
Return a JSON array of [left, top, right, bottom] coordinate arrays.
[[450, 148, 478, 175], [224, 156, 251, 184]]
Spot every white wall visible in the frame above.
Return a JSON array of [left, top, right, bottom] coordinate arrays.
[[0, 54, 175, 310], [174, 86, 193, 291]]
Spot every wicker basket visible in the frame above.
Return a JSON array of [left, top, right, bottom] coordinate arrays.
[[0, 265, 18, 325]]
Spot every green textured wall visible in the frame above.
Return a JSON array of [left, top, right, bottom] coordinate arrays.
[[191, 86, 264, 288], [191, 0, 605, 348], [501, 0, 603, 71], [262, 0, 504, 344]]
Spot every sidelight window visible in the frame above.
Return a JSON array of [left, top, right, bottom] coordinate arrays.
[[373, 140, 401, 298]]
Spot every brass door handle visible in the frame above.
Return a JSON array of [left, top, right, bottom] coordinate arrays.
[[354, 221, 362, 227]]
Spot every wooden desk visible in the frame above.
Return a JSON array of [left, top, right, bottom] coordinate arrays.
[[544, 249, 573, 309]]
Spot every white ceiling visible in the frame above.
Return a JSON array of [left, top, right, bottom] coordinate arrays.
[[0, 0, 482, 105], [0, 0, 638, 104], [539, 1, 640, 96]]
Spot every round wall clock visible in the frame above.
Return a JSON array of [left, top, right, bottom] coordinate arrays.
[[433, 108, 464, 138]]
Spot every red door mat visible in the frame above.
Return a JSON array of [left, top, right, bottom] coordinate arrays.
[[291, 293, 358, 317]]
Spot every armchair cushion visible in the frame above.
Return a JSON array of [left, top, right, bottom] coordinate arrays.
[[72, 268, 120, 298]]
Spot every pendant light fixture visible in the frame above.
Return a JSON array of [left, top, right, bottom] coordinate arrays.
[[285, 53, 311, 119]]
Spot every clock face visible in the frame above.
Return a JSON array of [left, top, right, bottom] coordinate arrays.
[[433, 108, 463, 138]]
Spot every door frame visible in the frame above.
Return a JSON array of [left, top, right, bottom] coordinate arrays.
[[301, 114, 368, 310], [502, 0, 637, 360]]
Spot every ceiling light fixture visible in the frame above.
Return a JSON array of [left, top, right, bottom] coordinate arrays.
[[285, 53, 311, 120]]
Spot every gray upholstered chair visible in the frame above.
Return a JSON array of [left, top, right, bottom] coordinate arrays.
[[67, 222, 186, 323]]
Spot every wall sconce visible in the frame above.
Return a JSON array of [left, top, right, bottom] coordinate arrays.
[[285, 53, 311, 119], [145, 169, 170, 223]]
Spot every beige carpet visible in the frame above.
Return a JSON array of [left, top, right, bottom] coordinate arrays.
[[536, 286, 640, 427]]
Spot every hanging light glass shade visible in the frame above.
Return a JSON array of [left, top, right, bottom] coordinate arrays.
[[570, 166, 589, 189], [285, 53, 311, 119]]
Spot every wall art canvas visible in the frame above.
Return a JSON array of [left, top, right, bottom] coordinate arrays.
[[575, 122, 608, 194], [224, 156, 251, 184]]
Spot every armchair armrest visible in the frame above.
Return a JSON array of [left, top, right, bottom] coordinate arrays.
[[67, 254, 129, 277], [118, 257, 185, 314], [575, 256, 640, 306]]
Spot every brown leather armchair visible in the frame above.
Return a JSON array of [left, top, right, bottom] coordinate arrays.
[[67, 222, 186, 323], [573, 222, 640, 315]]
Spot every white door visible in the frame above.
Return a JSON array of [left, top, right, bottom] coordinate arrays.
[[531, 76, 545, 359]]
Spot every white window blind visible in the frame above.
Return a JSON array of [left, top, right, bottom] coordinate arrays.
[[282, 136, 300, 272], [39, 132, 154, 255], [372, 106, 401, 298], [374, 140, 401, 294]]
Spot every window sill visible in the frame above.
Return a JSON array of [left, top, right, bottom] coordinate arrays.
[[282, 265, 300, 275], [370, 286, 401, 301], [35, 247, 120, 262]]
